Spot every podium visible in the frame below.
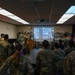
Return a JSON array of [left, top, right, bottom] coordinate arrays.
[[28, 40, 34, 50]]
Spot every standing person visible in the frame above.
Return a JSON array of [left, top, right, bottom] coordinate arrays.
[[23, 38, 30, 55], [0, 44, 33, 75], [0, 33, 4, 42], [53, 42, 65, 75], [63, 34, 69, 48], [59, 39, 64, 50], [65, 40, 75, 56], [0, 44, 5, 67], [36, 40, 59, 75], [29, 42, 42, 68], [0, 34, 11, 67], [24, 32, 30, 40], [0, 34, 12, 58], [64, 51, 75, 75]]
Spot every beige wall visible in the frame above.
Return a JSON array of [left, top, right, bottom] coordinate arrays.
[[0, 21, 17, 38], [17, 25, 72, 33], [16, 25, 31, 33], [0, 22, 72, 39], [54, 25, 72, 33]]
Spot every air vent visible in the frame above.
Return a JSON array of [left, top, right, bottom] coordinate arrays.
[[20, 0, 43, 2]]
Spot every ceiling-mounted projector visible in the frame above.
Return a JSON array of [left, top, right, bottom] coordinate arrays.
[[37, 19, 48, 23]]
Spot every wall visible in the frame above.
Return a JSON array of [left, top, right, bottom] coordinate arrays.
[[54, 25, 72, 33], [17, 25, 72, 33], [16, 25, 31, 33], [0, 21, 17, 38], [0, 21, 72, 39]]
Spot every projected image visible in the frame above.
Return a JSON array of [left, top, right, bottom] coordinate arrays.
[[34, 27, 54, 41], [34, 28, 39, 39]]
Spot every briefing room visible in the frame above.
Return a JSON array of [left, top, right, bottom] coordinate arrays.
[[0, 0, 75, 75]]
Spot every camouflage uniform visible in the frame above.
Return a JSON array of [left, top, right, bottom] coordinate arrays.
[[0, 45, 6, 67], [23, 42, 29, 49], [0, 38, 4, 42], [62, 38, 69, 48], [53, 48, 65, 75], [0, 40, 11, 67], [36, 49, 59, 75], [0, 54, 33, 75], [64, 51, 75, 75], [65, 47, 75, 56], [23, 42, 30, 54], [0, 40, 12, 58]]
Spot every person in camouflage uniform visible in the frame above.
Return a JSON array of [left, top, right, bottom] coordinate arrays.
[[0, 44, 33, 75], [0, 34, 12, 67], [0, 33, 4, 42], [65, 40, 75, 56], [36, 40, 59, 75], [0, 44, 6, 67], [53, 42, 65, 75], [0, 34, 12, 58], [64, 51, 75, 75], [62, 34, 69, 48], [23, 38, 30, 54]]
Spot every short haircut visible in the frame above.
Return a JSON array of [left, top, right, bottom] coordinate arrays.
[[4, 34, 9, 40], [42, 40, 49, 48], [1, 33, 4, 37]]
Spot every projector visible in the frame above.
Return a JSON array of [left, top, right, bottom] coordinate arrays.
[[37, 19, 47, 23]]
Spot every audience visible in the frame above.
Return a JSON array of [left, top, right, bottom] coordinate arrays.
[[0, 44, 33, 75], [0, 32, 75, 75]]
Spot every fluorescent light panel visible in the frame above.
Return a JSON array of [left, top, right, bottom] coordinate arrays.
[[0, 7, 29, 24], [56, 21, 64, 24], [61, 14, 74, 18], [0, 9, 14, 16], [7, 15, 21, 20], [57, 14, 74, 24], [58, 18, 68, 22], [66, 6, 75, 14], [57, 6, 75, 24], [16, 19, 29, 24]]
